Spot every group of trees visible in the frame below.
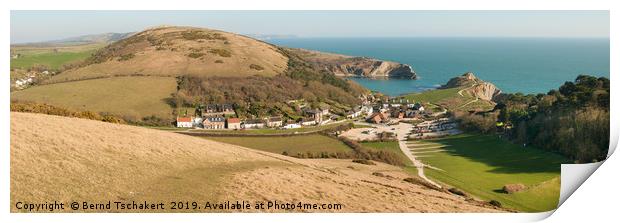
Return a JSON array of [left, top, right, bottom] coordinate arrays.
[[171, 48, 368, 119], [456, 75, 609, 163]]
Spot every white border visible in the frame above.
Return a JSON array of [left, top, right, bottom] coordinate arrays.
[[1, 1, 616, 223]]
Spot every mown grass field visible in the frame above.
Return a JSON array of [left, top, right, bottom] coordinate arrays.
[[409, 134, 568, 212], [203, 134, 352, 155], [10, 76, 177, 119]]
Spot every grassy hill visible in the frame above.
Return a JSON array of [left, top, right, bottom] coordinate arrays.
[[10, 76, 177, 119], [45, 26, 288, 83], [10, 112, 500, 213], [11, 26, 367, 122]]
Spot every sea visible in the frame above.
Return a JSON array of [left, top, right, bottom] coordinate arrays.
[[268, 37, 610, 96]]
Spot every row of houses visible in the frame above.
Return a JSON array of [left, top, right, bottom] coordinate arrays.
[[201, 103, 236, 116], [177, 116, 285, 129]]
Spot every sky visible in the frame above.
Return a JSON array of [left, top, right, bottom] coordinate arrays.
[[10, 11, 610, 43]]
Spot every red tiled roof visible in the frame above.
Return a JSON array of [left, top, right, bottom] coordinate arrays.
[[177, 117, 192, 122], [227, 118, 241, 123]]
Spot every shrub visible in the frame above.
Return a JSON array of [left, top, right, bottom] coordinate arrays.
[[489, 200, 502, 208], [502, 183, 527, 194], [181, 30, 227, 41], [352, 159, 375, 165], [187, 52, 205, 59], [117, 53, 135, 61], [448, 187, 467, 197], [10, 101, 126, 125], [249, 64, 264, 71], [403, 177, 440, 191], [209, 49, 232, 57]]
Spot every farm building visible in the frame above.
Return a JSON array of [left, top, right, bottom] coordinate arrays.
[[176, 117, 193, 128], [243, 119, 265, 129], [226, 118, 241, 129], [266, 117, 283, 127]]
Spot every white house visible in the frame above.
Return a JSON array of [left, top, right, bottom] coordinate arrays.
[[282, 121, 301, 129], [346, 107, 363, 119], [300, 118, 317, 126], [176, 117, 193, 128], [243, 119, 265, 129]]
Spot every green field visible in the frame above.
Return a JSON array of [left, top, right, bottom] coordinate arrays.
[[361, 141, 412, 166], [203, 134, 352, 155], [11, 50, 95, 70], [401, 87, 465, 104], [10, 76, 177, 119], [400, 87, 495, 111], [408, 134, 568, 212]]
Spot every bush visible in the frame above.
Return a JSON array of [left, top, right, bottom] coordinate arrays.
[[117, 53, 135, 61], [372, 172, 385, 177], [182, 30, 227, 41], [489, 200, 502, 208], [209, 49, 232, 57], [403, 177, 440, 190], [352, 159, 375, 165], [187, 52, 205, 59], [249, 64, 264, 71], [502, 183, 527, 194], [448, 187, 467, 197], [10, 101, 126, 125]]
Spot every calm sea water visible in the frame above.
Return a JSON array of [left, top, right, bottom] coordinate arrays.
[[268, 38, 610, 96]]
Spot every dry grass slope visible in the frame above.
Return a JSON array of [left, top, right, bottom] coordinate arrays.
[[45, 26, 288, 83], [10, 112, 501, 213], [11, 76, 177, 119]]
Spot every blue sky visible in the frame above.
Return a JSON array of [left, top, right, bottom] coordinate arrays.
[[10, 11, 609, 43]]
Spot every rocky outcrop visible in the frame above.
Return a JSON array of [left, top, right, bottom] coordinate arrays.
[[290, 48, 417, 79], [326, 58, 417, 79], [442, 72, 502, 101], [469, 82, 502, 101], [441, 72, 479, 89]]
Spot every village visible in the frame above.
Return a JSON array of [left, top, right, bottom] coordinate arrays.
[[175, 97, 458, 139]]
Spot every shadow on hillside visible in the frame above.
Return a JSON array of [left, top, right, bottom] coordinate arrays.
[[426, 134, 569, 174]]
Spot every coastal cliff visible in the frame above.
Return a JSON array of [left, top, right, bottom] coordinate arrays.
[[442, 72, 502, 101], [289, 48, 417, 79]]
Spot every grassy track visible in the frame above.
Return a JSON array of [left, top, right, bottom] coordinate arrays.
[[10, 76, 177, 119], [203, 134, 352, 155], [409, 134, 568, 212]]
